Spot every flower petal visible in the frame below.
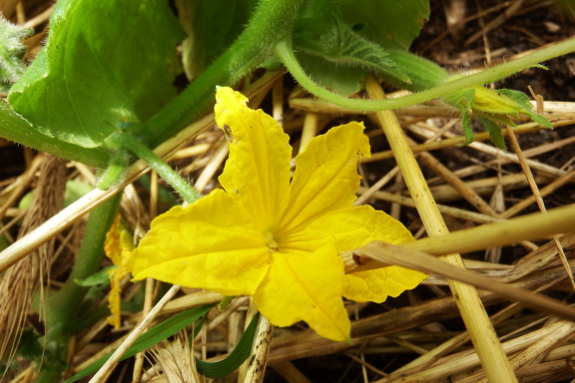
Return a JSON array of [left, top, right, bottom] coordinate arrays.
[[253, 245, 351, 342], [104, 215, 134, 328], [307, 206, 413, 250], [278, 122, 369, 234], [344, 267, 427, 303], [215, 87, 292, 231], [104, 215, 133, 267], [107, 265, 130, 329], [307, 205, 427, 303], [129, 189, 270, 296]]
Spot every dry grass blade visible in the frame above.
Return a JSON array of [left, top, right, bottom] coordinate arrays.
[[504, 125, 575, 292], [242, 316, 274, 383], [0, 0, 19, 18], [464, 0, 524, 45], [132, 278, 159, 383], [383, 302, 529, 381], [88, 285, 181, 383], [373, 320, 570, 383], [394, 204, 575, 258], [471, 321, 575, 383], [0, 154, 66, 371], [364, 74, 517, 383], [355, 242, 575, 323], [501, 168, 575, 219], [147, 332, 201, 383], [356, 186, 501, 224], [270, 362, 313, 383], [0, 154, 45, 221], [417, 150, 498, 216]]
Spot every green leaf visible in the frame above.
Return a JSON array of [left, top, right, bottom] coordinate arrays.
[[0, 329, 66, 377], [444, 87, 550, 148], [18, 191, 32, 211], [196, 313, 259, 379], [19, 180, 94, 210], [259, 56, 283, 71], [15, 329, 44, 361], [74, 266, 115, 287], [294, 52, 367, 96], [293, 17, 411, 95], [0, 18, 32, 92], [175, 0, 259, 80], [8, 0, 186, 148], [218, 296, 236, 311], [443, 87, 475, 145], [294, 17, 408, 80], [338, 0, 430, 50], [460, 108, 474, 146], [380, 49, 448, 91], [64, 180, 94, 207], [526, 112, 554, 129], [497, 89, 553, 128], [0, 103, 110, 167], [289, 0, 437, 95], [313, 0, 430, 51], [476, 114, 506, 149], [64, 304, 215, 383], [0, 234, 9, 252]]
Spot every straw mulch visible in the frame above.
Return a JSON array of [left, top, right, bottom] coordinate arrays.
[[1, 0, 575, 382]]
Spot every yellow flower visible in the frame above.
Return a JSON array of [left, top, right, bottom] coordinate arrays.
[[104, 215, 133, 329], [129, 87, 426, 341]]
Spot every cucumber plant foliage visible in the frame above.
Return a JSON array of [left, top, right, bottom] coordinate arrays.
[[1, 0, 552, 167]]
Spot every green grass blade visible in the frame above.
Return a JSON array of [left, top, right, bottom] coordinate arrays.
[[64, 304, 215, 383], [196, 313, 260, 379]]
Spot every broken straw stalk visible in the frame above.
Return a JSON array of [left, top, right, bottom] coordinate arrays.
[[364, 74, 517, 383]]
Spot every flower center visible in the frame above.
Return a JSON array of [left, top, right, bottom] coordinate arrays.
[[263, 231, 279, 253]]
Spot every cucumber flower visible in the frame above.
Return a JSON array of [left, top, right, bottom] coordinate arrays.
[[129, 87, 426, 341]]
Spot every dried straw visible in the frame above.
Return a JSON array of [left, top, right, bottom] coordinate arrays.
[[0, 155, 66, 371]]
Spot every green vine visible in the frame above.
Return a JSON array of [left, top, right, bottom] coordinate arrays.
[[101, 132, 200, 204], [275, 37, 575, 111], [35, 193, 121, 383], [130, 0, 306, 150]]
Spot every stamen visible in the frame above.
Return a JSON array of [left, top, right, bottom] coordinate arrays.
[[263, 231, 279, 252]]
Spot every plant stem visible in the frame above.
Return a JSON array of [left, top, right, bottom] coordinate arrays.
[[35, 193, 121, 383], [46, 193, 121, 331], [103, 132, 200, 204], [276, 36, 575, 111], [130, 0, 306, 151], [97, 149, 129, 191]]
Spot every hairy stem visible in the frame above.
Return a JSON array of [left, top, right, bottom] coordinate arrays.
[[130, 0, 306, 150], [34, 193, 121, 383], [46, 193, 121, 333], [276, 36, 575, 111], [103, 132, 200, 204]]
